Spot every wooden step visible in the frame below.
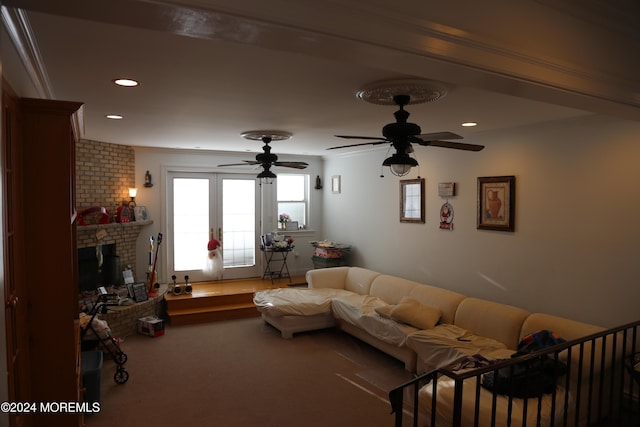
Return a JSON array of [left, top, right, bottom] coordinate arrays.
[[165, 275, 306, 325], [168, 303, 261, 325]]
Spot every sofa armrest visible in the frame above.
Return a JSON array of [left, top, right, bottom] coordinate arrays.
[[306, 266, 350, 289]]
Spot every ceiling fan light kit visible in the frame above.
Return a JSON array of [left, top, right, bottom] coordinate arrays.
[[382, 153, 419, 177]]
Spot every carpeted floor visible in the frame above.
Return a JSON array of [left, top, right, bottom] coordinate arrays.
[[84, 318, 415, 427]]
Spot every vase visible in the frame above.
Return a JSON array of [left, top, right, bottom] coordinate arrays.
[[487, 190, 502, 219]]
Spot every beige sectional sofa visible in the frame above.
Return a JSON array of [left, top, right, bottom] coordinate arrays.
[[255, 266, 603, 372], [254, 266, 626, 426]]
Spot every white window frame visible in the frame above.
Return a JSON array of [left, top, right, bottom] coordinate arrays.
[[276, 174, 309, 229]]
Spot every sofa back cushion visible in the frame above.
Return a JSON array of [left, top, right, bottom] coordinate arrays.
[[454, 298, 530, 349], [521, 313, 608, 374], [408, 284, 466, 325], [344, 267, 381, 295], [306, 266, 350, 289], [520, 313, 604, 342], [369, 275, 420, 304]]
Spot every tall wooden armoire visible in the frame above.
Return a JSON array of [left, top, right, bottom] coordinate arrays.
[[3, 85, 84, 427]]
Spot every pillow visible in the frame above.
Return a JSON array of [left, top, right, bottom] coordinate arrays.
[[390, 297, 441, 330], [374, 304, 396, 319]]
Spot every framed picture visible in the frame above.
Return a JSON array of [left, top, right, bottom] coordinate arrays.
[[285, 221, 298, 230], [477, 175, 515, 231], [331, 175, 341, 194], [400, 178, 425, 223], [134, 205, 149, 221], [131, 282, 148, 302]]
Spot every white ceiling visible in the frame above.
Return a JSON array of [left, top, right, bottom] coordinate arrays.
[[2, 1, 622, 157]]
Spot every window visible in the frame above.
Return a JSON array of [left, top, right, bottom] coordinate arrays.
[[277, 174, 308, 228]]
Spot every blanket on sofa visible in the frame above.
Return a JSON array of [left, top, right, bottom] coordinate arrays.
[[253, 288, 354, 317]]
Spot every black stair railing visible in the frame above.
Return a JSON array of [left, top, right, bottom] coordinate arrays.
[[389, 320, 640, 427]]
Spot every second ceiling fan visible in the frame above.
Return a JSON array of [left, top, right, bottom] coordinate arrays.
[[218, 131, 308, 183], [328, 93, 484, 176]]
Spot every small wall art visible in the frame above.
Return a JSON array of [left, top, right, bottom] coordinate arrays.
[[400, 178, 425, 223], [439, 202, 454, 230], [331, 175, 341, 194], [477, 175, 515, 231]]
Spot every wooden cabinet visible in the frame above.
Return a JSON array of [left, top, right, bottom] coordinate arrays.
[[2, 90, 84, 426]]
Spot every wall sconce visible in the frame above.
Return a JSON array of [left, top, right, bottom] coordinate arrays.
[[128, 188, 137, 220], [129, 187, 137, 203], [144, 170, 153, 187]]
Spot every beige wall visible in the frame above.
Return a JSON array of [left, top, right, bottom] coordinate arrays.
[[323, 114, 640, 328], [131, 147, 325, 282]]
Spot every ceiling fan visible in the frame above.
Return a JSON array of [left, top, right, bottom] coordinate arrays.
[[218, 131, 308, 183], [328, 94, 484, 176]]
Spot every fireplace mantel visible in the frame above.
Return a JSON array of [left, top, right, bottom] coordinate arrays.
[[77, 219, 152, 231]]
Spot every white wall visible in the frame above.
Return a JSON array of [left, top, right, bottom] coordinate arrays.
[[322, 114, 640, 328], [132, 147, 324, 281]]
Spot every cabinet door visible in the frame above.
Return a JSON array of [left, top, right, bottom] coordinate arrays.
[[2, 82, 31, 427], [20, 98, 83, 427]]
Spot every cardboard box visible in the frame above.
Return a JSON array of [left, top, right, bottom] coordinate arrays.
[[137, 316, 165, 337]]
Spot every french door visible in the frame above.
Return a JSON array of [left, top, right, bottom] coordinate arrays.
[[168, 172, 260, 282]]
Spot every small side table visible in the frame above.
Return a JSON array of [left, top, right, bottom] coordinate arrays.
[[261, 247, 292, 283]]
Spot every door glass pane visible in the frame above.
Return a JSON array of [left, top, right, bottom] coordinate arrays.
[[222, 179, 255, 267], [173, 178, 209, 271]]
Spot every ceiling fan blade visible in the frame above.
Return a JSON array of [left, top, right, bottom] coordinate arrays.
[[274, 161, 309, 169], [418, 140, 485, 151], [217, 160, 260, 167], [417, 131, 463, 140], [335, 135, 388, 141], [327, 140, 390, 150]]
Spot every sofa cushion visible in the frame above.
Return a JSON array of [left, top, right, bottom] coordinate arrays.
[[331, 293, 387, 318], [454, 298, 530, 349], [306, 266, 349, 289], [390, 297, 441, 330], [521, 313, 608, 376], [344, 267, 382, 295], [418, 376, 571, 427], [407, 324, 511, 373], [369, 275, 419, 304], [374, 304, 395, 319], [332, 295, 418, 346], [407, 284, 466, 324]]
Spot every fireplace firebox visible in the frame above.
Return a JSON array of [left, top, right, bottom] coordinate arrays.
[[78, 244, 120, 292]]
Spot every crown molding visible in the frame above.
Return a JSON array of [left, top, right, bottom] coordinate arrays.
[[1, 5, 53, 99], [4, 1, 640, 120], [151, 0, 640, 117]]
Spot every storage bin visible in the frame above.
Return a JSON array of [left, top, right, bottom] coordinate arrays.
[[81, 350, 103, 404]]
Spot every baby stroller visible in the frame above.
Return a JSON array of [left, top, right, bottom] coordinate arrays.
[[80, 293, 130, 384]]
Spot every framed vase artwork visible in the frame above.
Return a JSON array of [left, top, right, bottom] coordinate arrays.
[[400, 178, 425, 223], [477, 176, 515, 232]]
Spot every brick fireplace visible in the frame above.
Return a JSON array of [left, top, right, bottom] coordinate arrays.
[[77, 139, 162, 337]]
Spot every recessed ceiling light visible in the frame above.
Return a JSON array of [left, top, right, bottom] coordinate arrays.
[[113, 78, 139, 87], [106, 114, 123, 120], [461, 122, 477, 127]]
